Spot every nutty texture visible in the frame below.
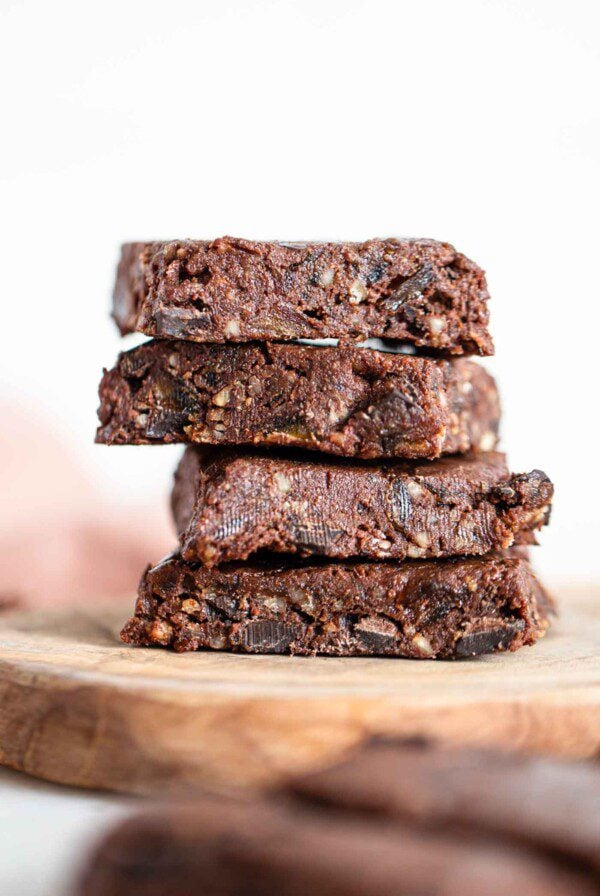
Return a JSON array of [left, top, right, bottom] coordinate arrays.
[[96, 340, 500, 459], [79, 745, 598, 896], [112, 237, 493, 355], [171, 448, 553, 566], [121, 552, 552, 658]]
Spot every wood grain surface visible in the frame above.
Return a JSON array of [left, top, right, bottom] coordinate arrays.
[[0, 588, 598, 794]]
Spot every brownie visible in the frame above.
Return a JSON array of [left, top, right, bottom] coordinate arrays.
[[171, 448, 553, 566], [96, 340, 500, 460], [120, 552, 552, 657], [78, 748, 598, 896], [112, 237, 493, 355], [290, 739, 600, 872]]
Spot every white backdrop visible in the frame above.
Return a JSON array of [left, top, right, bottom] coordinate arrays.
[[1, 0, 598, 581]]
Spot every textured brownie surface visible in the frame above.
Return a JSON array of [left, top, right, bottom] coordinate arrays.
[[121, 552, 552, 657], [79, 746, 597, 896], [96, 340, 500, 459], [172, 448, 553, 566], [290, 739, 600, 873], [112, 237, 493, 355]]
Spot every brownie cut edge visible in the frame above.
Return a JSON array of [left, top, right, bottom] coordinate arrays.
[[96, 340, 500, 459], [112, 237, 493, 355], [171, 448, 553, 566], [120, 552, 552, 658]]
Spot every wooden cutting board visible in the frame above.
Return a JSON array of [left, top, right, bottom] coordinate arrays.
[[0, 587, 598, 795]]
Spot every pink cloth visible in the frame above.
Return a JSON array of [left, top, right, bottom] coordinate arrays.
[[0, 402, 172, 607]]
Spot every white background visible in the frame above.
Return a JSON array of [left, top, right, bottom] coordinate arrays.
[[0, 1, 598, 892], [1, 0, 599, 581]]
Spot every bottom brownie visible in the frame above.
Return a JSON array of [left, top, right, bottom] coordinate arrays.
[[121, 553, 552, 658]]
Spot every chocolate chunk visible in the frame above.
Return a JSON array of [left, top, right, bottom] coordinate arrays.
[[353, 616, 399, 650], [112, 237, 492, 355], [240, 619, 301, 653], [170, 448, 553, 567], [388, 480, 412, 526], [120, 551, 552, 658], [454, 623, 524, 657], [289, 518, 343, 551], [96, 339, 500, 460], [145, 408, 190, 439], [385, 261, 436, 311]]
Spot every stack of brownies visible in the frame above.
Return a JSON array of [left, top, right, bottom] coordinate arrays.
[[97, 237, 554, 659]]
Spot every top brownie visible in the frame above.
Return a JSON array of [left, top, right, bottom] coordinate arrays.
[[113, 237, 493, 355]]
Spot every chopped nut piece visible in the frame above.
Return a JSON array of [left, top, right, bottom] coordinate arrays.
[[201, 545, 218, 564], [261, 595, 288, 612], [320, 267, 335, 287], [427, 316, 446, 335], [212, 387, 231, 407], [406, 480, 424, 499], [206, 632, 227, 649], [349, 279, 368, 305], [288, 587, 315, 613], [274, 472, 292, 494], [149, 619, 172, 644], [328, 403, 348, 425], [247, 376, 263, 397], [224, 320, 241, 338], [412, 634, 435, 657], [413, 531, 431, 549]]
